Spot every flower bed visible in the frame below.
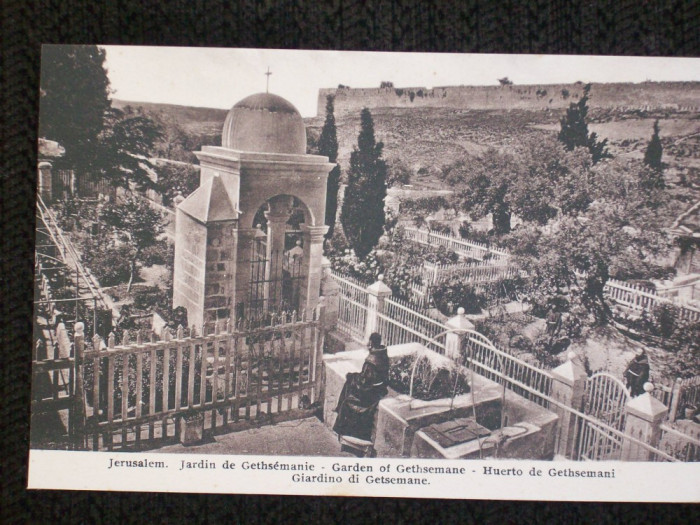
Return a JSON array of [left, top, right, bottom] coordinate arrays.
[[387, 352, 470, 401]]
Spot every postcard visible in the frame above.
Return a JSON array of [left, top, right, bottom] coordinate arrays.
[[29, 46, 700, 501]]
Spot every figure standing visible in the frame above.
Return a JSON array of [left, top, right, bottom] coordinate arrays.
[[623, 349, 650, 397], [333, 332, 389, 443]]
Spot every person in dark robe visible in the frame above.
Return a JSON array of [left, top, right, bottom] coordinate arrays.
[[624, 350, 650, 397], [546, 307, 562, 337], [333, 332, 389, 442]]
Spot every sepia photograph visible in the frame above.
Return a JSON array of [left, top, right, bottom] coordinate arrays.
[[29, 46, 700, 499]]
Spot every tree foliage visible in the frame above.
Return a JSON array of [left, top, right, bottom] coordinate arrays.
[[155, 163, 200, 206], [341, 108, 387, 258], [39, 45, 111, 172], [318, 95, 341, 239], [505, 168, 674, 325], [386, 157, 412, 187], [558, 84, 610, 163], [98, 106, 163, 191], [448, 138, 596, 235], [39, 46, 163, 191], [100, 196, 166, 292]]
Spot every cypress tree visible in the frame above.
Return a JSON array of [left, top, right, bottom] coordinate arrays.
[[643, 119, 663, 172], [318, 95, 341, 238], [341, 108, 387, 259], [641, 120, 665, 190], [39, 45, 111, 173], [558, 84, 610, 163]]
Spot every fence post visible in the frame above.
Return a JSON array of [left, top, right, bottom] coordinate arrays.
[[312, 302, 326, 403], [38, 161, 53, 203], [72, 321, 87, 450], [445, 307, 475, 360], [319, 257, 339, 335], [669, 378, 684, 422], [550, 352, 587, 459], [365, 275, 392, 342], [621, 383, 668, 461]]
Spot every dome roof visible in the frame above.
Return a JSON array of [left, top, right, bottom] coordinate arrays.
[[221, 93, 306, 154]]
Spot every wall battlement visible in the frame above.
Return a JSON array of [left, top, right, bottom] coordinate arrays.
[[317, 82, 700, 118]]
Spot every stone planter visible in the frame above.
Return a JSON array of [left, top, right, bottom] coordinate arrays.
[[323, 343, 558, 460], [179, 412, 205, 446], [685, 405, 697, 421]]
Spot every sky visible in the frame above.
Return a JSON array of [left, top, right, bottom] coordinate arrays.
[[103, 46, 700, 118]]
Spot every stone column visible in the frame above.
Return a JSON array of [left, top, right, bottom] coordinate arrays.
[[300, 224, 329, 319], [550, 352, 587, 459], [621, 382, 668, 461], [364, 275, 392, 342], [265, 202, 292, 311], [37, 161, 53, 203], [233, 228, 259, 320], [444, 307, 475, 360]]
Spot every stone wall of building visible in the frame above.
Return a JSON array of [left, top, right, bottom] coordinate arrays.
[[203, 222, 238, 323], [172, 210, 208, 328]]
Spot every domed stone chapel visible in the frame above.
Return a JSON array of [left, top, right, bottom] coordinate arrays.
[[173, 93, 333, 328]]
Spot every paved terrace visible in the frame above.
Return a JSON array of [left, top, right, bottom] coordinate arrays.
[[155, 417, 353, 457]]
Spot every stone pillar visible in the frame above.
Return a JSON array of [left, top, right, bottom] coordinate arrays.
[[364, 275, 392, 342], [319, 257, 339, 333], [233, 228, 258, 320], [550, 351, 587, 459], [444, 307, 475, 360], [300, 224, 329, 319], [265, 200, 292, 311], [621, 382, 668, 461], [37, 161, 52, 203]]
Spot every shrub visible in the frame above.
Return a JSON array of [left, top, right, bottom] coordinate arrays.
[[388, 353, 470, 401], [82, 242, 133, 286], [432, 278, 487, 315]]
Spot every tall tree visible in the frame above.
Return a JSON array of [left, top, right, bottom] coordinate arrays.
[[641, 120, 665, 190], [341, 108, 387, 258], [98, 106, 163, 191], [449, 138, 594, 235], [39, 45, 111, 172], [100, 196, 165, 292], [318, 95, 341, 239], [644, 120, 663, 170], [558, 84, 610, 164]]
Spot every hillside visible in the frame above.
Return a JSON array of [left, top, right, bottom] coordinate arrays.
[[306, 104, 700, 190], [112, 99, 227, 137], [113, 81, 700, 194]]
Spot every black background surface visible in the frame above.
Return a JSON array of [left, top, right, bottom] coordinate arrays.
[[2, 1, 699, 522]]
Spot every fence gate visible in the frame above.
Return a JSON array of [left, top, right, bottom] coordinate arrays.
[[577, 373, 631, 460], [248, 236, 305, 321]]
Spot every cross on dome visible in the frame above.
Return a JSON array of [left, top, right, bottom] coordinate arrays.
[[265, 67, 272, 93]]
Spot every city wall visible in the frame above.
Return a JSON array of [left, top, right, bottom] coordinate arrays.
[[318, 82, 700, 118]]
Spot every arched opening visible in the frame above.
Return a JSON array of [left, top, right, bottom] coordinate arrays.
[[246, 195, 311, 319]]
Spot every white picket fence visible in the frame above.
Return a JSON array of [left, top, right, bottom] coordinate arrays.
[[331, 270, 369, 343], [605, 278, 700, 322], [403, 227, 510, 262], [421, 260, 519, 287], [330, 271, 552, 401]]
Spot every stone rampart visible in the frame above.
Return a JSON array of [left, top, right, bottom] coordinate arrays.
[[318, 82, 700, 118]]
